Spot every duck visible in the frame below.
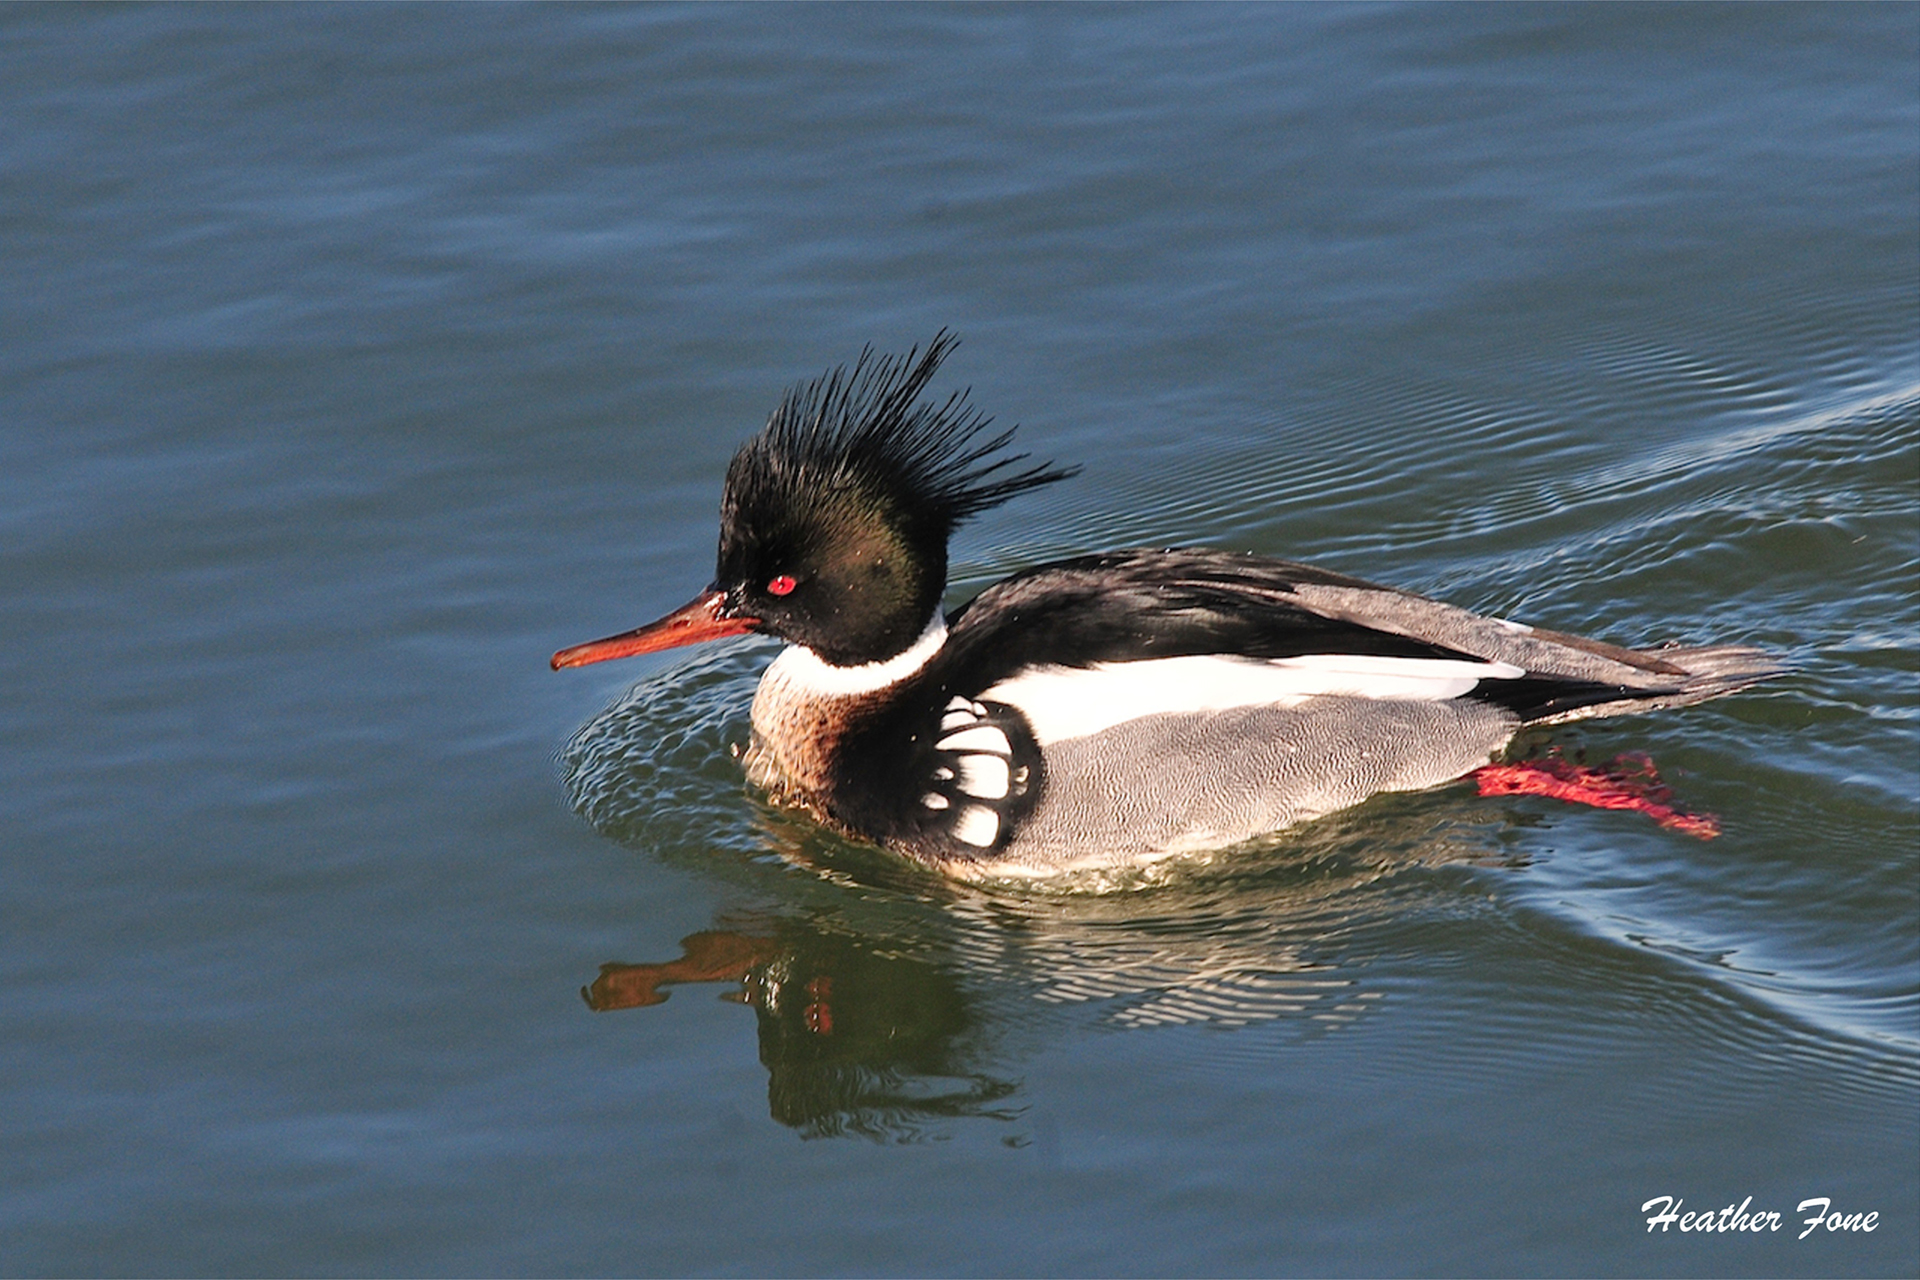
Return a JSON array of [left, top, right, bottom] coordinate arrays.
[[553, 334, 1776, 878]]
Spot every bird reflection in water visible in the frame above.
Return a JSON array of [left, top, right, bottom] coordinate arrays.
[[565, 659, 1569, 1140], [585, 921, 1020, 1141], [574, 801, 1475, 1140]]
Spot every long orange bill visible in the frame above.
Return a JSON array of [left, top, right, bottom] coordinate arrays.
[[550, 589, 760, 671]]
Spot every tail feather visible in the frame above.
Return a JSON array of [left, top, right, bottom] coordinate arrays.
[[1524, 643, 1783, 727]]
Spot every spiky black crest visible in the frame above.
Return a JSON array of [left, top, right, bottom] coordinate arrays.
[[726, 331, 1077, 541]]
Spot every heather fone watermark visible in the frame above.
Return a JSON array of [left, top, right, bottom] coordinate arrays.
[[1641, 1195, 1880, 1239]]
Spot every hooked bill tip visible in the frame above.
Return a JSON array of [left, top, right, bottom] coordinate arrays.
[[550, 590, 759, 671]]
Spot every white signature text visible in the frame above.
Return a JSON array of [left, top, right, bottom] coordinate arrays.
[[1640, 1195, 1879, 1239]]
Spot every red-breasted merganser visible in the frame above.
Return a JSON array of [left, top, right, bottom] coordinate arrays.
[[553, 335, 1777, 877]]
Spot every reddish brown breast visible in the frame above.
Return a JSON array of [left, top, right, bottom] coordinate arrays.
[[744, 659, 885, 806]]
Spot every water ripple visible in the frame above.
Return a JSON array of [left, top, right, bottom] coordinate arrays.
[[563, 372, 1917, 1136]]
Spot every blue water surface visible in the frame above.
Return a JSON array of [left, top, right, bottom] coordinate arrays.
[[2, 4, 1915, 1276]]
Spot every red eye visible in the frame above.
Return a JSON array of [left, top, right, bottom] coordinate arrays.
[[766, 575, 797, 597]]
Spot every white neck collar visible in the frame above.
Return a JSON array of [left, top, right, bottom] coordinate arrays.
[[762, 612, 949, 698]]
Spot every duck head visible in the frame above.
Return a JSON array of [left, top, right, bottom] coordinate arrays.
[[552, 333, 1075, 672]]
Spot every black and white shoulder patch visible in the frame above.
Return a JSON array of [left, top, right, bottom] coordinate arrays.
[[914, 695, 1042, 852]]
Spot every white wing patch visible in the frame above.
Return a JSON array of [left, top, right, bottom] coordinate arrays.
[[921, 696, 1024, 846], [938, 725, 1010, 754], [952, 806, 1000, 847], [984, 653, 1525, 747], [954, 754, 1010, 800]]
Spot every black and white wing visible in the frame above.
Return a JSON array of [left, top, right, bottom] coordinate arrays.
[[938, 548, 1776, 730]]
